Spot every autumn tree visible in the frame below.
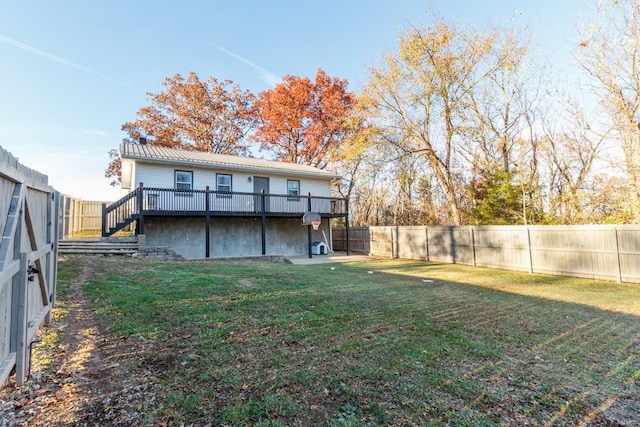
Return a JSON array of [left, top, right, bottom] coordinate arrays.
[[581, 174, 634, 223], [579, 0, 640, 222], [361, 21, 518, 225], [251, 68, 356, 168], [106, 72, 254, 185]]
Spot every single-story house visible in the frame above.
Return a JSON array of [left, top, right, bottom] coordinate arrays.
[[102, 142, 350, 259]]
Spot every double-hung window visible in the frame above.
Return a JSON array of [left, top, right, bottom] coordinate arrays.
[[287, 179, 300, 201], [175, 170, 193, 196], [216, 173, 232, 197]]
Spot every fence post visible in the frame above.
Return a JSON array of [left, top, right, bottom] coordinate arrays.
[[74, 198, 81, 235], [69, 199, 75, 236], [79, 199, 85, 231], [68, 198, 74, 236], [395, 226, 400, 259], [425, 227, 430, 262], [345, 198, 350, 256], [47, 192, 60, 323], [389, 227, 393, 258], [614, 228, 622, 283], [471, 227, 477, 267], [8, 193, 23, 383], [44, 192, 54, 325], [14, 253, 29, 384], [527, 227, 533, 274]]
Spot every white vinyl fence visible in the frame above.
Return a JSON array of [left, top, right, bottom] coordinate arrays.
[[333, 225, 640, 284]]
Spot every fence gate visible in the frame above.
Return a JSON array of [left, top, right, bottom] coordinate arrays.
[[1, 146, 59, 386]]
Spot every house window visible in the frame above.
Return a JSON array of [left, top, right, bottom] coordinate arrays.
[[175, 170, 193, 195], [216, 173, 232, 197], [287, 180, 300, 201]]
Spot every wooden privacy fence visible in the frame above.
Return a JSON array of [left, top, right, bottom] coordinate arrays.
[[59, 195, 106, 238], [1, 146, 59, 386], [333, 225, 640, 284]]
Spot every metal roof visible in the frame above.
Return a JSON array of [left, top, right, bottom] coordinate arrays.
[[119, 143, 339, 179]]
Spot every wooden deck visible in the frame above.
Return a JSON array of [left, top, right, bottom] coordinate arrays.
[[102, 185, 348, 237]]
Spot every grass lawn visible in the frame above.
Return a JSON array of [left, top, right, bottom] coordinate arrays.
[[60, 256, 639, 426]]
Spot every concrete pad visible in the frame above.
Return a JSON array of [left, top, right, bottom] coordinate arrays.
[[287, 251, 371, 265]]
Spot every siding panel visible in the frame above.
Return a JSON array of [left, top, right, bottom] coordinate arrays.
[[134, 162, 331, 197]]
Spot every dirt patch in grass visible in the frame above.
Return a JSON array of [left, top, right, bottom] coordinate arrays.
[[0, 256, 162, 426]]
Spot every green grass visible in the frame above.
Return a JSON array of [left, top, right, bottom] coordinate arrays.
[[55, 255, 84, 298], [71, 256, 639, 425]]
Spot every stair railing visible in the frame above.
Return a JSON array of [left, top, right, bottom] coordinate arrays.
[[102, 185, 141, 236]]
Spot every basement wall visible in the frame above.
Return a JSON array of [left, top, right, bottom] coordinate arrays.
[[144, 216, 330, 259]]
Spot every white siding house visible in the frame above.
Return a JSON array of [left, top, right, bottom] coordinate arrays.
[[104, 142, 349, 259]]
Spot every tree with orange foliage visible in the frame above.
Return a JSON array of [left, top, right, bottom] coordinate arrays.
[[251, 68, 355, 169], [106, 72, 254, 185]]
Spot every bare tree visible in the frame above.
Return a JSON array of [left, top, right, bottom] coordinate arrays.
[[541, 102, 609, 223], [464, 27, 546, 224], [361, 22, 498, 224], [464, 28, 534, 174], [579, 0, 640, 222], [361, 21, 534, 225]]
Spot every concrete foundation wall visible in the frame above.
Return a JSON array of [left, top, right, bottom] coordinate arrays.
[[144, 216, 331, 259]]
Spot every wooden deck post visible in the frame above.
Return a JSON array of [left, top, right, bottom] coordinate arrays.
[[136, 182, 144, 235], [205, 186, 210, 258], [307, 193, 312, 258], [101, 202, 107, 237], [260, 190, 266, 255]]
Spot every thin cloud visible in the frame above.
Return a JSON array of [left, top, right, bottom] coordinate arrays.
[[0, 34, 128, 87], [210, 43, 281, 87]]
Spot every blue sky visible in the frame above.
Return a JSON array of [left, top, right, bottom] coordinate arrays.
[[0, 0, 593, 201]]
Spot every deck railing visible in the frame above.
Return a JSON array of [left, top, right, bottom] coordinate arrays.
[[103, 184, 348, 236]]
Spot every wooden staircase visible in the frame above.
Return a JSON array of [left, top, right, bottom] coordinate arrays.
[[58, 238, 138, 255], [103, 188, 140, 237]]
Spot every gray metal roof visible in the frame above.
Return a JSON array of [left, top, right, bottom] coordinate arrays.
[[119, 143, 339, 179]]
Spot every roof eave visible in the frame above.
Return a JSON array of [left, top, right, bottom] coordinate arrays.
[[120, 153, 340, 180]]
